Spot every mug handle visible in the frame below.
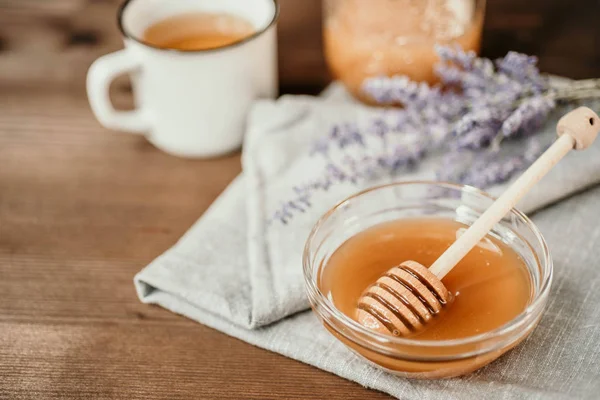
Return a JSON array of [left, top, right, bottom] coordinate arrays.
[[86, 49, 150, 133]]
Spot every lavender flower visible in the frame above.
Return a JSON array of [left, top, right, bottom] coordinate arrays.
[[495, 52, 537, 78], [368, 118, 390, 139], [451, 108, 506, 137], [495, 51, 546, 91], [434, 45, 495, 89], [434, 44, 476, 70], [272, 45, 598, 224], [338, 124, 365, 149], [434, 63, 462, 85], [382, 144, 426, 171], [475, 78, 523, 108], [459, 137, 546, 188], [453, 126, 498, 150], [362, 75, 438, 107], [319, 123, 366, 152], [501, 96, 555, 138], [469, 154, 519, 187]]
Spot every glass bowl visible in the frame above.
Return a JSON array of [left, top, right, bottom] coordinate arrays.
[[303, 181, 552, 379]]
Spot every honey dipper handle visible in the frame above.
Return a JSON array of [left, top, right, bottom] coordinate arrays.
[[430, 107, 600, 279]]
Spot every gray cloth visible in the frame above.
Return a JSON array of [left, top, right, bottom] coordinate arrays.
[[135, 85, 600, 399]]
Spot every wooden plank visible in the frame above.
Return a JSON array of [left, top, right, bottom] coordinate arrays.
[[0, 90, 392, 399], [1, 323, 392, 400]]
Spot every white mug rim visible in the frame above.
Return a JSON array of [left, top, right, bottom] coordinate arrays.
[[117, 0, 280, 54]]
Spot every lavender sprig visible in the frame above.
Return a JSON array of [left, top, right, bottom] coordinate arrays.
[[501, 96, 555, 138], [272, 45, 600, 224], [362, 75, 440, 107], [460, 137, 547, 188]]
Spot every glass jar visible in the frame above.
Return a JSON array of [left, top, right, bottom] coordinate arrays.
[[323, 0, 486, 103], [303, 181, 552, 379]]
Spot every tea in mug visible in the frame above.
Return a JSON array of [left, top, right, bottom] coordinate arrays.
[[143, 12, 255, 51]]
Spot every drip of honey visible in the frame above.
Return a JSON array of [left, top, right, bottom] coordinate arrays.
[[318, 218, 532, 340]]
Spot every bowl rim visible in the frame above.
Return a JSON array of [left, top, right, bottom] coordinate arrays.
[[303, 180, 553, 349]]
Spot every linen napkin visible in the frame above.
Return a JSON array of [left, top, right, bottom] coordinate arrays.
[[135, 86, 600, 399]]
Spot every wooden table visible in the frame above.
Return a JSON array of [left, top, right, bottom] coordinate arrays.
[[2, 1, 599, 397], [0, 89, 394, 399]]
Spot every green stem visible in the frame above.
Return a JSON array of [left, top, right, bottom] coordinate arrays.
[[549, 77, 600, 101], [552, 89, 600, 102]]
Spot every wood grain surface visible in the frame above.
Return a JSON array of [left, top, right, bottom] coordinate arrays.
[[1, 0, 599, 398], [0, 90, 393, 399]]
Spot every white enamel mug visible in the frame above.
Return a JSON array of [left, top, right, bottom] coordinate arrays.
[[87, 0, 279, 158]]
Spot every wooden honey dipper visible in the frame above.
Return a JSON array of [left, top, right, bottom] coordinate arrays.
[[356, 107, 600, 337]]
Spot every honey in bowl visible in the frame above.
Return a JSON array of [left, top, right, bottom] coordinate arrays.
[[305, 181, 552, 378], [318, 218, 532, 341]]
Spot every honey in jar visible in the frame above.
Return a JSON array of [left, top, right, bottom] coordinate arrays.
[[323, 0, 485, 102]]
